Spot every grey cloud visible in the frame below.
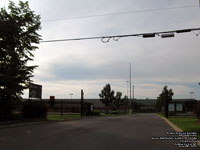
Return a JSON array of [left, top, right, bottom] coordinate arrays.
[[41, 61, 128, 81], [19, 0, 200, 99]]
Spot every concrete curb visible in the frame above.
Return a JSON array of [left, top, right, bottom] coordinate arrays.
[[0, 116, 103, 129], [158, 115, 200, 147], [161, 117, 182, 132], [0, 120, 55, 129]]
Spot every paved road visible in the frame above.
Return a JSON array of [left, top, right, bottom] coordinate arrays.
[[0, 114, 198, 150]]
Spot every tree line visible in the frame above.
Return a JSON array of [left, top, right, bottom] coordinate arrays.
[[99, 84, 129, 113]]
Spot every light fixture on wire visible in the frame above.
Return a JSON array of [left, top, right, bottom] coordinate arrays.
[[40, 27, 200, 43], [161, 33, 175, 38], [143, 33, 156, 38]]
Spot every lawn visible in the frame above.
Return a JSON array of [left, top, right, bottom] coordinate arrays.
[[47, 114, 81, 121], [168, 116, 200, 139], [158, 113, 200, 139], [168, 117, 200, 132]]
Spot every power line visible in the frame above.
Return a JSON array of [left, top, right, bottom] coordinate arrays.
[[42, 5, 199, 23], [40, 27, 200, 43]]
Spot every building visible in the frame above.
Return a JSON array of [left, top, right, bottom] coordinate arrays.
[[168, 99, 197, 115]]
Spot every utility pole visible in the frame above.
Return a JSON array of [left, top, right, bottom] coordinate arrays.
[[69, 93, 73, 100], [189, 92, 194, 99], [126, 81, 129, 98], [130, 63, 131, 101], [132, 85, 134, 100], [60, 100, 63, 117], [81, 89, 84, 117], [199, 83, 200, 100]]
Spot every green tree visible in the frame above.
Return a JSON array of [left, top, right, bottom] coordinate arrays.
[[99, 84, 115, 113], [122, 95, 129, 113], [0, 1, 41, 120], [156, 95, 165, 112], [131, 100, 141, 112], [157, 86, 174, 118], [113, 91, 123, 113]]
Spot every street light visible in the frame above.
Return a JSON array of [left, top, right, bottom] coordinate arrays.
[[69, 93, 73, 100], [189, 92, 194, 99], [161, 33, 174, 38]]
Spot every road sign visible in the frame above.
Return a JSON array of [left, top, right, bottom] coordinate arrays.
[[29, 83, 42, 99]]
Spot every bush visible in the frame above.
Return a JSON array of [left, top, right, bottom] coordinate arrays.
[[110, 111, 120, 114], [194, 102, 200, 119], [86, 110, 100, 116], [22, 100, 47, 118], [92, 110, 100, 116], [0, 98, 22, 121]]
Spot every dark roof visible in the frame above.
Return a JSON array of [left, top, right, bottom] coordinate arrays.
[[171, 99, 197, 102], [135, 99, 156, 106]]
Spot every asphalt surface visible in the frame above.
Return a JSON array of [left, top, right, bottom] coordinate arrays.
[[0, 113, 198, 150]]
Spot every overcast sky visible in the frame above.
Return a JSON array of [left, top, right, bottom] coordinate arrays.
[[1, 0, 200, 99]]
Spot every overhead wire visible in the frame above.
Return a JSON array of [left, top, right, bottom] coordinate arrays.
[[42, 5, 199, 23], [40, 27, 200, 43]]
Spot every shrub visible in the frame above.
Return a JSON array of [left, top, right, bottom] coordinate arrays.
[[22, 100, 47, 118], [86, 110, 100, 116], [110, 111, 120, 114], [92, 110, 100, 116]]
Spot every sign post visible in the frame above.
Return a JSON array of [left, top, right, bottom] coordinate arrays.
[[81, 89, 84, 117], [50, 96, 55, 108], [61, 100, 63, 117]]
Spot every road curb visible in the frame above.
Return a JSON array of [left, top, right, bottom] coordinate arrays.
[[158, 115, 200, 147], [0, 120, 55, 129], [0, 116, 102, 129]]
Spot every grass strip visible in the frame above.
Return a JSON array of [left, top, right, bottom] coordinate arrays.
[[47, 114, 81, 121], [168, 116, 200, 139], [157, 113, 200, 140]]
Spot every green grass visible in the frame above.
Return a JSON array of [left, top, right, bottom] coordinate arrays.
[[157, 112, 165, 117], [47, 114, 81, 121], [168, 117, 199, 131], [168, 116, 200, 139], [157, 113, 200, 139]]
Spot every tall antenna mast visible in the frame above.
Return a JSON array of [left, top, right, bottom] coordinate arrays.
[[130, 63, 131, 101]]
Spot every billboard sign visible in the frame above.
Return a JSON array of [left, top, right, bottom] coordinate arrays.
[[29, 83, 42, 99]]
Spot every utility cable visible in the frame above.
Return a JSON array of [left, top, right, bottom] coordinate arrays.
[[40, 27, 200, 43], [42, 5, 199, 23]]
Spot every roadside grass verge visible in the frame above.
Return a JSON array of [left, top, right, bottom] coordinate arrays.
[[168, 116, 200, 139], [157, 113, 200, 139], [47, 114, 81, 121], [157, 112, 165, 117]]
